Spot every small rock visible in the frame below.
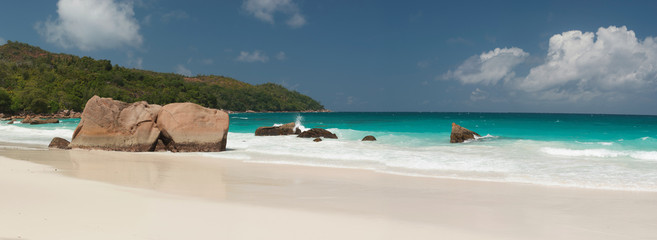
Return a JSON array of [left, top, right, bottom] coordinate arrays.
[[313, 138, 322, 142], [298, 128, 338, 139], [362, 135, 377, 141], [48, 137, 71, 149], [7, 120, 14, 124]]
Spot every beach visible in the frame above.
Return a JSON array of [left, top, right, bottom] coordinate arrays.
[[2, 148, 656, 240]]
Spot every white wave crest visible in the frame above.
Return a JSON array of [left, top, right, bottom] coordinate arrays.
[[541, 147, 657, 161], [0, 124, 74, 146]]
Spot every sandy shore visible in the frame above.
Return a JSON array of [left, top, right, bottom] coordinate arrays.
[[1, 148, 656, 240]]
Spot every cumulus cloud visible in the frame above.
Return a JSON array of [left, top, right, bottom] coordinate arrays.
[[443, 47, 528, 85], [242, 0, 307, 28], [36, 0, 143, 51], [236, 50, 269, 63], [519, 26, 657, 99], [445, 26, 657, 103]]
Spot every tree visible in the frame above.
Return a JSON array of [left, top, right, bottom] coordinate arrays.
[[0, 88, 11, 113]]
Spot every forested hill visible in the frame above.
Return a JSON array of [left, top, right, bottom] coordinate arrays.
[[0, 41, 325, 114]]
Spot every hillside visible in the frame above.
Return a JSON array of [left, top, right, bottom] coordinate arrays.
[[0, 41, 325, 114]]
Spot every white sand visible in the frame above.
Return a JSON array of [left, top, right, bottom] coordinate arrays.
[[1, 149, 657, 240]]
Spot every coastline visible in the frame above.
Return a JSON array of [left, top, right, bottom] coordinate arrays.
[[1, 147, 656, 239]]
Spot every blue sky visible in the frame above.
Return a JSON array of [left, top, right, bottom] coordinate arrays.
[[2, 0, 657, 114]]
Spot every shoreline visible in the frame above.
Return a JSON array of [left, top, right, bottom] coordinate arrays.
[[1, 148, 657, 239]]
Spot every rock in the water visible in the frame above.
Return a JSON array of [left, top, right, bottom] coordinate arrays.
[[21, 115, 33, 124], [313, 138, 322, 142], [298, 128, 338, 139], [362, 135, 377, 141], [7, 120, 14, 124], [450, 123, 480, 143], [255, 122, 297, 136], [157, 102, 229, 152], [30, 118, 60, 125], [69, 96, 162, 151], [48, 137, 71, 149]]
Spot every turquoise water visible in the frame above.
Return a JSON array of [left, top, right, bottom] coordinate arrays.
[[230, 112, 657, 150], [2, 112, 657, 191]]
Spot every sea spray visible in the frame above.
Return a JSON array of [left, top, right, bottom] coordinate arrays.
[[294, 114, 308, 132]]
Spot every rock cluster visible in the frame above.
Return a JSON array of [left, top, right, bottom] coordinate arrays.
[[450, 123, 480, 143], [1, 110, 83, 123], [48, 137, 71, 149], [255, 123, 338, 140], [68, 96, 229, 152]]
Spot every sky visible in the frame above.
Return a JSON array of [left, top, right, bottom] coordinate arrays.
[[2, 0, 657, 114]]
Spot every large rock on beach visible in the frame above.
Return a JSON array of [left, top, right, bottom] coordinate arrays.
[[68, 96, 229, 152], [255, 122, 297, 136], [450, 123, 481, 143], [69, 96, 162, 151], [298, 128, 338, 139], [48, 137, 71, 149], [157, 102, 229, 152]]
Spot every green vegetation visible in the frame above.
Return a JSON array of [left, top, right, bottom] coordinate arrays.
[[0, 41, 324, 114]]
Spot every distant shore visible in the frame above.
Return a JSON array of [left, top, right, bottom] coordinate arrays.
[[1, 145, 656, 240], [0, 108, 332, 121]]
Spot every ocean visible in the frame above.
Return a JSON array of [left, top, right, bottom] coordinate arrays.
[[2, 112, 657, 192]]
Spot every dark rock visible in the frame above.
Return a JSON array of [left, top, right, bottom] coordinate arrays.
[[48, 137, 71, 149], [362, 135, 377, 141], [313, 138, 322, 142], [450, 123, 481, 143], [7, 120, 14, 124], [255, 122, 297, 136], [30, 119, 60, 125], [21, 115, 33, 124], [298, 128, 338, 139], [153, 139, 170, 152]]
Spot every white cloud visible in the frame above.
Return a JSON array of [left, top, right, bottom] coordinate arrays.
[[443, 47, 528, 85], [242, 0, 307, 28], [445, 26, 657, 104], [0, 37, 6, 44], [236, 50, 269, 63], [36, 0, 143, 51], [470, 88, 488, 101], [175, 64, 192, 77], [276, 51, 287, 60], [519, 26, 657, 98]]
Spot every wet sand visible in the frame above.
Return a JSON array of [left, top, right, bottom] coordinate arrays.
[[1, 148, 656, 240]]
